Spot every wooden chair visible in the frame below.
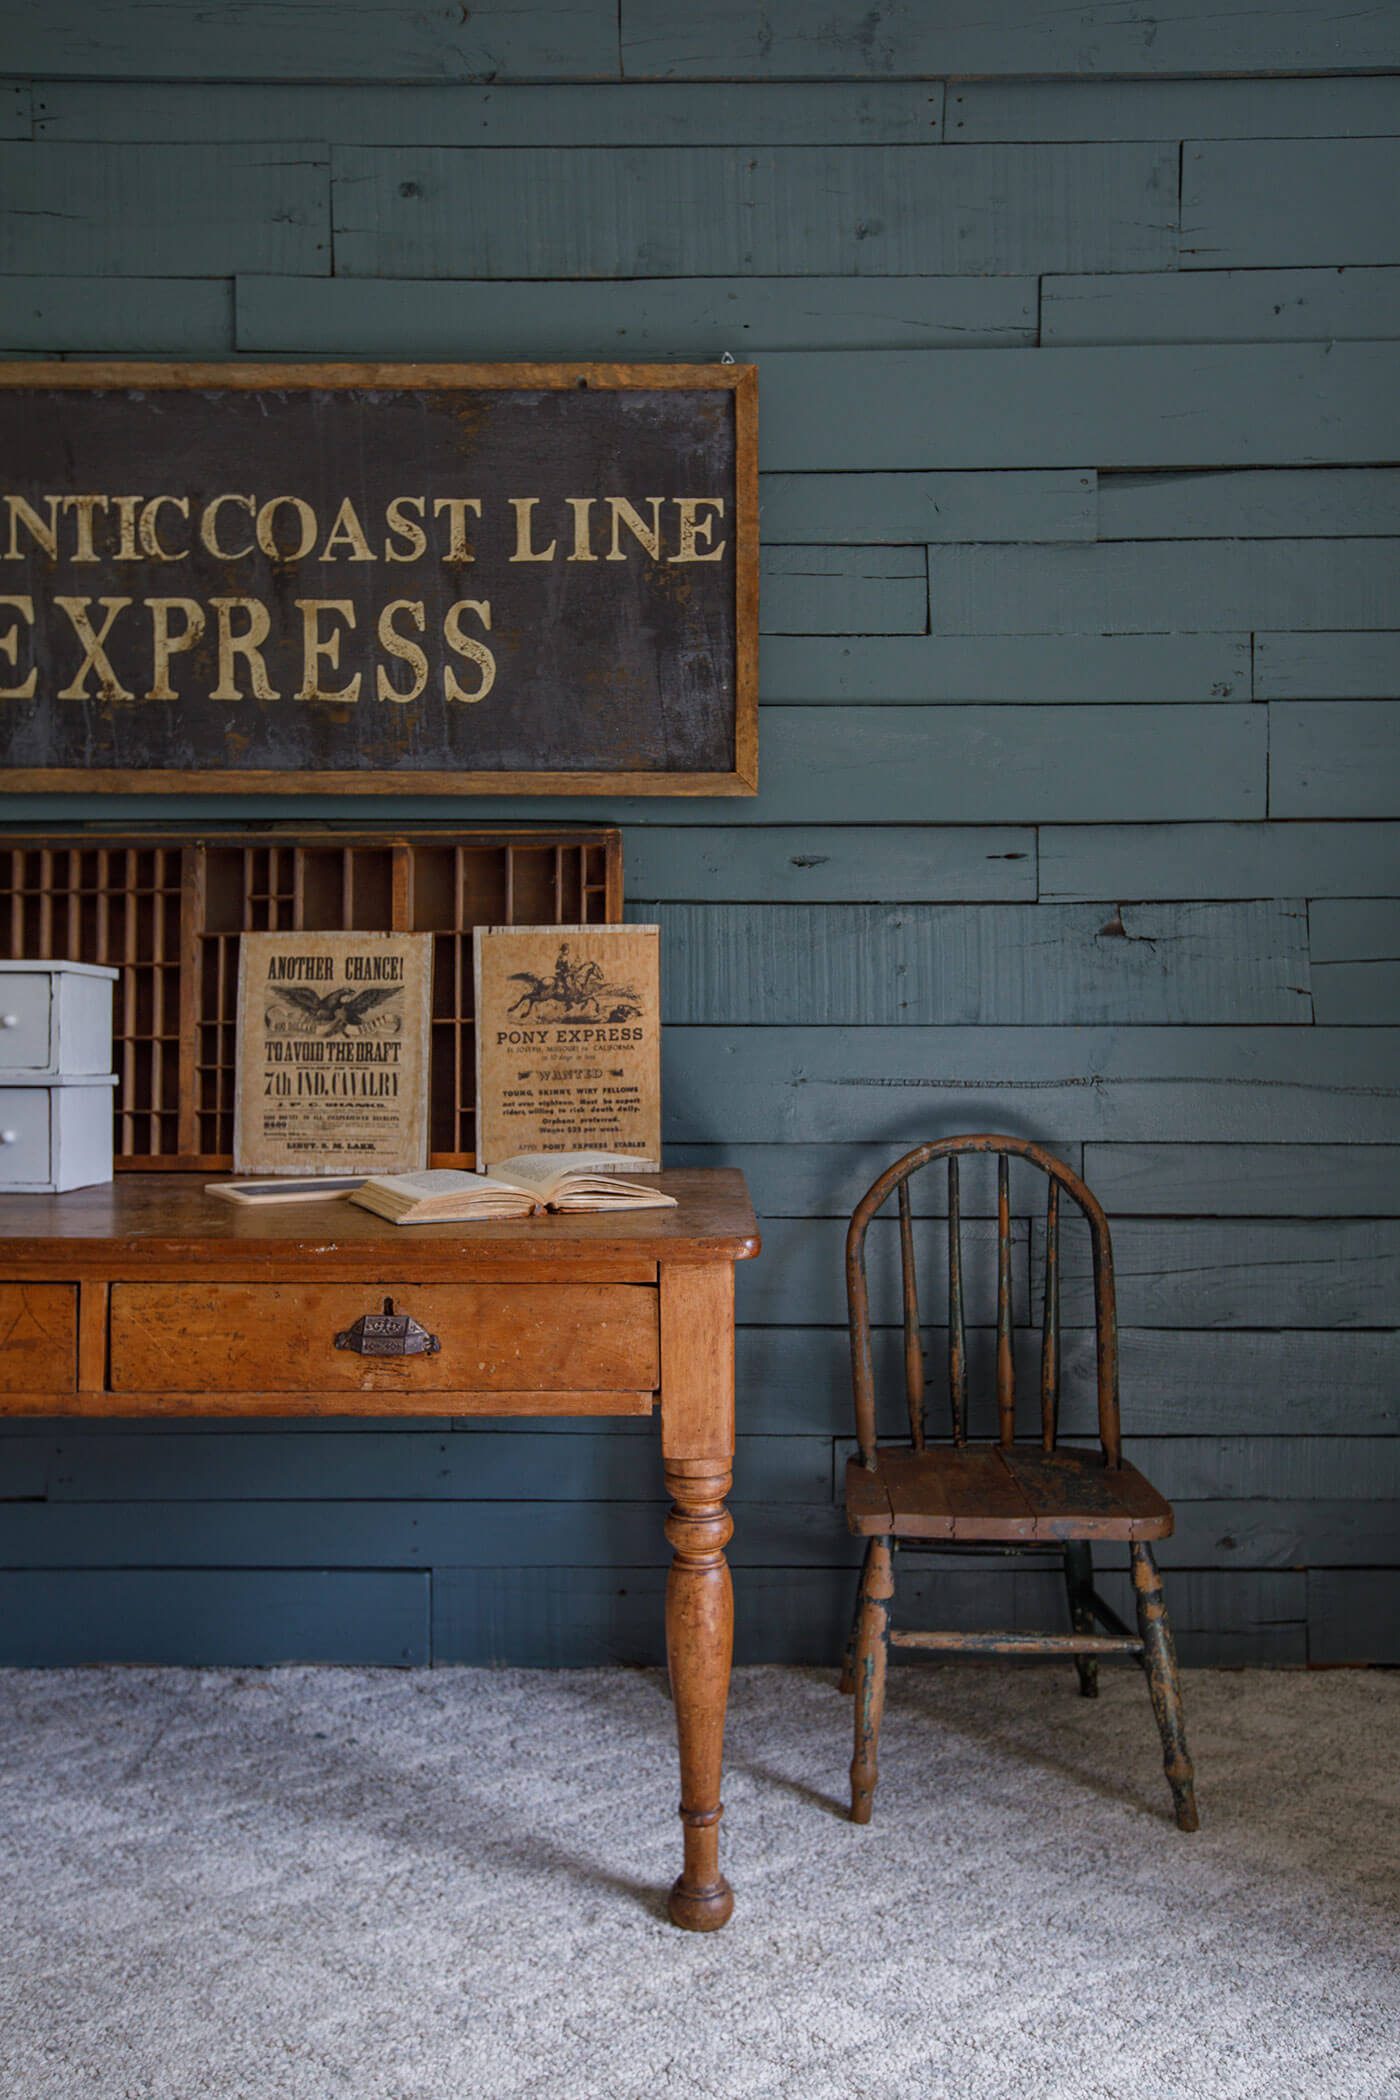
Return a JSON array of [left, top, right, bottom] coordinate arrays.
[[841, 1134, 1199, 1832]]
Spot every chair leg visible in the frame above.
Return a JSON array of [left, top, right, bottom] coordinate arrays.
[[838, 1539, 874, 1695], [1131, 1542, 1200, 1833], [849, 1535, 894, 1826], [1063, 1540, 1100, 1699]]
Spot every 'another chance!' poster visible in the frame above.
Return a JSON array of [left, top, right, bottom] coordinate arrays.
[[234, 931, 431, 1176]]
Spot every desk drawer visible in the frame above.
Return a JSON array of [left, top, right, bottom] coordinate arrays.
[[109, 1283, 659, 1394], [0, 1283, 77, 1392]]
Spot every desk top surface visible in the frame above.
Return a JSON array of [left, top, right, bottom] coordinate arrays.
[[0, 1167, 759, 1271]]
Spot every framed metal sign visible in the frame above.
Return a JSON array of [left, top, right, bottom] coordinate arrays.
[[0, 362, 758, 796]]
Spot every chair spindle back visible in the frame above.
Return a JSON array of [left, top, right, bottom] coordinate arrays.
[[846, 1134, 1121, 1473]]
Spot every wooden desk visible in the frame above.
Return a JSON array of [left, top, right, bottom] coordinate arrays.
[[0, 1168, 759, 1932]]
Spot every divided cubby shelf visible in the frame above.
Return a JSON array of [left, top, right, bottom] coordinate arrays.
[[0, 829, 621, 1172]]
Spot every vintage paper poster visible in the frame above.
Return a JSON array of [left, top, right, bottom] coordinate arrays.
[[473, 925, 660, 1171], [233, 932, 432, 1176]]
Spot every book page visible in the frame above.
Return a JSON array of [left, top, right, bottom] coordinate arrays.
[[363, 1168, 521, 1201], [491, 1149, 657, 1199], [365, 1167, 478, 1201]]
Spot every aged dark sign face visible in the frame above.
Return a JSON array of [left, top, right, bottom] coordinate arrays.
[[0, 362, 757, 795]]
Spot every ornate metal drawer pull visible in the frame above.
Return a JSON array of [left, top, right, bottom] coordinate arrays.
[[335, 1298, 441, 1358]]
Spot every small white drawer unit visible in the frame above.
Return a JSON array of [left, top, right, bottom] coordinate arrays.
[[0, 962, 119, 1191], [0, 1075, 119, 1192], [0, 960, 118, 1076]]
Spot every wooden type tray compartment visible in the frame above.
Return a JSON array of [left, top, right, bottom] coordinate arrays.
[[0, 829, 621, 1170]]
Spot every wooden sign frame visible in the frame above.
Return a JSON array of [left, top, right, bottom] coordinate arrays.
[[0, 361, 758, 798]]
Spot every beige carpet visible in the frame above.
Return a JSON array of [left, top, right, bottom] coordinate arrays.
[[1, 1663, 1397, 2099]]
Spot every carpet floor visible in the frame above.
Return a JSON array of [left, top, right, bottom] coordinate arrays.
[[1, 1663, 1397, 2100]]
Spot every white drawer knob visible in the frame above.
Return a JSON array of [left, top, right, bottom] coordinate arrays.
[[0, 1014, 16, 1028], [0, 1130, 16, 1145]]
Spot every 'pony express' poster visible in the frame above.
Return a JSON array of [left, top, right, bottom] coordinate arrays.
[[473, 924, 660, 1171]]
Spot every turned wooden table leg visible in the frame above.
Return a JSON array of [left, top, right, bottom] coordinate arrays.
[[660, 1262, 737, 1932], [665, 1457, 734, 1931]]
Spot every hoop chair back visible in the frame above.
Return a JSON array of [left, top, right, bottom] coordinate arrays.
[[845, 1134, 1121, 1473]]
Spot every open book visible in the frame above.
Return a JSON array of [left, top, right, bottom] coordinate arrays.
[[348, 1151, 677, 1225]]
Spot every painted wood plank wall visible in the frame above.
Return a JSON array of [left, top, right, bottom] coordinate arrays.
[[0, 6, 1397, 1669]]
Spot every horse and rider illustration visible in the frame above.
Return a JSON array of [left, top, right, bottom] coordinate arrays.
[[506, 941, 644, 1025]]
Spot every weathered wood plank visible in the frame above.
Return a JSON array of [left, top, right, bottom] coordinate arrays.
[[762, 634, 1250, 703], [668, 1142, 1083, 1220], [433, 1565, 859, 1667], [432, 1563, 1305, 1666], [1040, 822, 1400, 903], [762, 547, 927, 635], [7, 2, 621, 80], [643, 901, 1311, 1025], [0, 145, 329, 277], [0, 1435, 49, 1499], [1256, 632, 1400, 700], [47, 1429, 829, 1507], [1270, 703, 1400, 819], [930, 540, 1400, 636], [761, 471, 1096, 544], [0, 1496, 848, 1569], [623, 826, 1038, 902], [1083, 1144, 1400, 1218], [736, 1325, 1017, 1437], [0, 701, 1264, 830], [950, 76, 1400, 143], [331, 144, 1178, 278], [0, 1496, 1390, 1569], [1035, 1218, 1400, 1329], [1312, 966, 1400, 1026], [0, 1569, 430, 1665], [726, 707, 1263, 822], [0, 275, 234, 353], [0, 1555, 1317, 1666], [738, 1215, 1031, 1330], [0, 1414, 456, 1441], [1139, 1439, 1400, 1503], [1098, 471, 1400, 542], [410, 706, 1261, 823], [1310, 902, 1400, 1022], [1042, 266, 1400, 346], [1093, 1569, 1305, 1667], [1184, 141, 1400, 269], [662, 1027, 1400, 1144], [0, 85, 30, 141], [620, 0, 1400, 78], [1120, 1502, 1400, 1569], [1308, 1572, 1400, 1664], [236, 272, 1038, 357], [36, 81, 945, 146], [759, 346, 1398, 470], [731, 1326, 1400, 1436], [1310, 900, 1400, 965]]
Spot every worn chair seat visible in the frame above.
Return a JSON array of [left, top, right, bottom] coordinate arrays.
[[846, 1442, 1173, 1544]]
